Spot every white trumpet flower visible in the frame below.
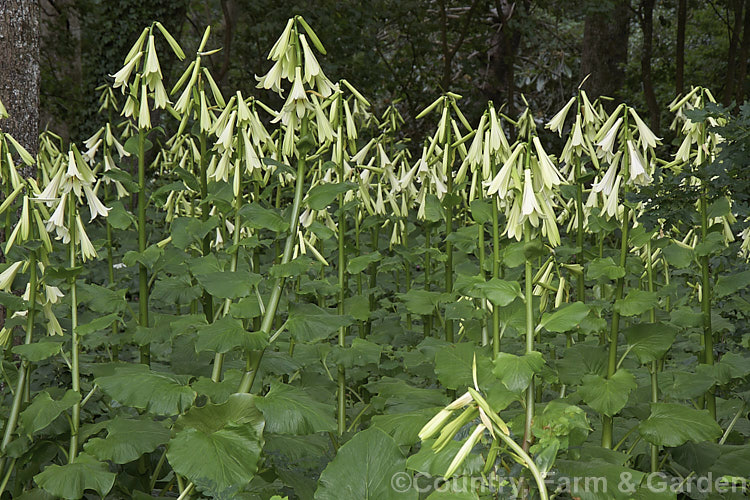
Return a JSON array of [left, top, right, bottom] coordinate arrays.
[[546, 96, 576, 137], [629, 108, 661, 148], [626, 140, 652, 186], [0, 261, 24, 291]]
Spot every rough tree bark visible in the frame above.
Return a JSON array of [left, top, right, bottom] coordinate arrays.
[[580, 0, 630, 102], [735, 0, 750, 102], [0, 0, 40, 163], [676, 0, 686, 95], [487, 0, 524, 117], [724, 0, 744, 105], [640, 0, 660, 130]]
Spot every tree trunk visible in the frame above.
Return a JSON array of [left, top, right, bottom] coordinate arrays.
[[735, 0, 750, 102], [641, 0, 660, 131], [580, 0, 630, 102], [488, 0, 523, 116], [724, 0, 744, 105], [0, 0, 40, 166], [676, 0, 687, 95]]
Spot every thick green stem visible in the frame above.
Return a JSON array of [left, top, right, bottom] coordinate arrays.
[[444, 159, 454, 343], [356, 212, 365, 339], [491, 188, 501, 357], [478, 217, 488, 345], [403, 222, 412, 330], [0, 250, 37, 473], [137, 127, 150, 365], [237, 117, 310, 394], [365, 225, 378, 337], [699, 193, 716, 419], [424, 225, 433, 337], [68, 198, 80, 462], [104, 183, 119, 360], [199, 131, 214, 323], [523, 226, 535, 453], [646, 240, 659, 472], [575, 157, 586, 308], [602, 202, 630, 449], [211, 170, 243, 383], [492, 422, 549, 500], [337, 104, 347, 435]]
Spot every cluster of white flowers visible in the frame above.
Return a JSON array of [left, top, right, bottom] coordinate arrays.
[[112, 23, 185, 130], [255, 17, 338, 156], [485, 108, 566, 246], [35, 146, 110, 260]]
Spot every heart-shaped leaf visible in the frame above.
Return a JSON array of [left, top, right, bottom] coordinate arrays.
[[315, 428, 416, 499], [578, 370, 637, 417], [255, 382, 336, 435], [639, 403, 722, 447], [167, 394, 265, 497], [35, 453, 115, 499], [96, 364, 195, 416]]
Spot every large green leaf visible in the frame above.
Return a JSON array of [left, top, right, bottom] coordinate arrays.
[[19, 390, 80, 436], [195, 270, 261, 299], [556, 344, 607, 385], [615, 290, 659, 317], [587, 257, 626, 280], [434, 343, 494, 390], [397, 289, 446, 315], [638, 403, 722, 447], [83, 417, 171, 464], [623, 322, 678, 363], [661, 368, 715, 400], [662, 242, 694, 268], [96, 364, 195, 415], [11, 342, 62, 362], [329, 337, 383, 368], [372, 408, 438, 446], [286, 303, 353, 342], [239, 203, 289, 232], [255, 382, 336, 435], [75, 313, 121, 336], [556, 460, 649, 500], [76, 283, 127, 314], [315, 428, 416, 499], [715, 270, 750, 298], [347, 251, 382, 274], [492, 351, 545, 393], [194, 317, 268, 353], [170, 216, 219, 250], [106, 200, 134, 230], [577, 370, 637, 417], [167, 394, 265, 497], [151, 275, 202, 304], [468, 278, 523, 307], [34, 453, 115, 499], [306, 182, 357, 210], [539, 302, 590, 332], [406, 438, 483, 477]]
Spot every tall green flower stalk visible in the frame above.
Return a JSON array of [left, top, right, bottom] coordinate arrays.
[[668, 87, 725, 420], [237, 15, 336, 394], [111, 22, 185, 365], [338, 82, 369, 432], [592, 104, 659, 448], [547, 90, 603, 317], [37, 145, 110, 461], [464, 102, 510, 354], [0, 236, 37, 477], [486, 105, 566, 451], [416, 93, 472, 343], [645, 238, 659, 472]]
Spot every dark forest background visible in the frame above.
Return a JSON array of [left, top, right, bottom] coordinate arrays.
[[36, 0, 748, 145]]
